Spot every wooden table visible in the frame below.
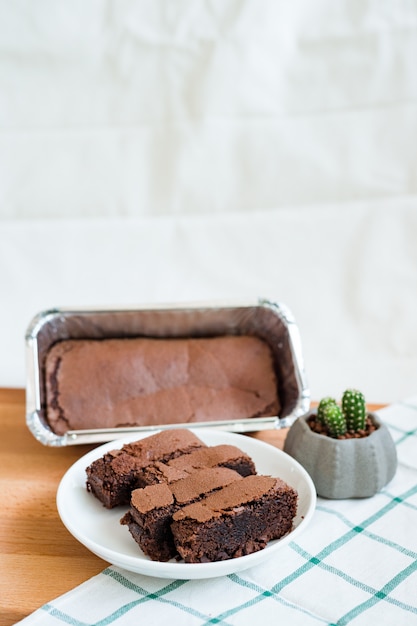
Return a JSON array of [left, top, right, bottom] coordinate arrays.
[[0, 388, 384, 626]]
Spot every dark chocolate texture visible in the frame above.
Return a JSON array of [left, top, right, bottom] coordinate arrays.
[[171, 475, 298, 563], [136, 444, 256, 487], [120, 466, 243, 561], [86, 429, 206, 508]]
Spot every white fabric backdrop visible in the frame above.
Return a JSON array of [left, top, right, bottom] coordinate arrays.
[[1, 1, 417, 404]]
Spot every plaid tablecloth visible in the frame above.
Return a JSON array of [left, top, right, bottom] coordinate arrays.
[[17, 399, 417, 626]]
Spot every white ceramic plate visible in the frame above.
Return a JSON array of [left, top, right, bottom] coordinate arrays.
[[57, 429, 316, 579]]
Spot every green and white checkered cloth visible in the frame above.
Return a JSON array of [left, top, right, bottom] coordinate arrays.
[[17, 399, 417, 626]]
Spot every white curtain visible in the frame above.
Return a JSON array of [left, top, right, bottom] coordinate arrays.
[[1, 1, 417, 404]]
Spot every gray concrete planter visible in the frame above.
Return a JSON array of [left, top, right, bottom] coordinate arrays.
[[284, 413, 397, 499]]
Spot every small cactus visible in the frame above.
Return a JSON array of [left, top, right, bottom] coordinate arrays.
[[317, 397, 337, 425], [322, 403, 347, 438], [342, 389, 366, 432]]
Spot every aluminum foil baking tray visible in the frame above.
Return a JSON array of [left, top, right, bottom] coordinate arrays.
[[25, 298, 310, 446]]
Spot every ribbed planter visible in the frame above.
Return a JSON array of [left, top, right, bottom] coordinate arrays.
[[284, 413, 397, 499]]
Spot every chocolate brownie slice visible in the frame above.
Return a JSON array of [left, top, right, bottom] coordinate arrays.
[[121, 467, 243, 561], [86, 429, 206, 508], [171, 475, 298, 563], [136, 444, 256, 487]]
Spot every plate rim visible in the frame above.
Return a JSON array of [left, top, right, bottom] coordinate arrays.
[[57, 429, 316, 579]]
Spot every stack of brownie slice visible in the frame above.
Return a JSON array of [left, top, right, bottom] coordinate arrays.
[[86, 429, 298, 563]]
